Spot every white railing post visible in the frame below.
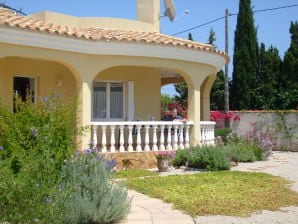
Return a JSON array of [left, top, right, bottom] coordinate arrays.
[[159, 125, 165, 150], [152, 124, 158, 151], [101, 125, 107, 153], [136, 125, 142, 151], [119, 125, 125, 152], [173, 124, 178, 150], [185, 124, 190, 148], [144, 125, 150, 151], [179, 125, 184, 149], [110, 125, 116, 152], [166, 124, 173, 151], [127, 125, 134, 152], [92, 125, 98, 148]]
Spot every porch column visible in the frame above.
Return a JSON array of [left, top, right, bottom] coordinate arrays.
[[80, 80, 92, 150], [200, 74, 216, 121], [188, 86, 201, 146]]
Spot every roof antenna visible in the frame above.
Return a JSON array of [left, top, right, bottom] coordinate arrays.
[[163, 0, 176, 22], [158, 0, 189, 22]]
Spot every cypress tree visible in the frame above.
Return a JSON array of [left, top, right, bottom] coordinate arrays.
[[281, 21, 298, 109], [230, 0, 258, 110], [256, 43, 281, 109], [210, 70, 225, 111]]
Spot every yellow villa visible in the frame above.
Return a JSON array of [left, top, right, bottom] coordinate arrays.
[[0, 1, 228, 152]]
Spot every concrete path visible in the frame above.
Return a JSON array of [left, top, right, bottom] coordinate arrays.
[[119, 151, 298, 224]]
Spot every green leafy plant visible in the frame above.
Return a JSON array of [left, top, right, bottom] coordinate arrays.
[[60, 151, 131, 224], [0, 93, 78, 223], [173, 146, 231, 171]]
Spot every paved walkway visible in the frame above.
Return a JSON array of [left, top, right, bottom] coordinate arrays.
[[119, 151, 298, 224]]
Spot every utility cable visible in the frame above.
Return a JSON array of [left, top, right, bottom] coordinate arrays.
[[172, 4, 298, 36]]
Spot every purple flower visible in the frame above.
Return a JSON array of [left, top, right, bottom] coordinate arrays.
[[45, 197, 51, 203], [0, 146, 4, 150], [30, 127, 38, 138]]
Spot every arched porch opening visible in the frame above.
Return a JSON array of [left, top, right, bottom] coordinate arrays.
[[0, 56, 80, 109]]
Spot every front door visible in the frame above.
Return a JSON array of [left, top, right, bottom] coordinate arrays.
[[13, 76, 35, 110]]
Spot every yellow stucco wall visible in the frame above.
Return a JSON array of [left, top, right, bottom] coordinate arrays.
[[95, 66, 161, 121], [0, 41, 220, 147], [0, 57, 77, 106], [28, 0, 160, 32]]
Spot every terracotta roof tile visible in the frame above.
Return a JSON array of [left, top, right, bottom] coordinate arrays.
[[0, 8, 228, 61]]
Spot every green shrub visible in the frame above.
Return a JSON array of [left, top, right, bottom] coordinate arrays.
[[61, 152, 131, 224], [173, 146, 231, 171], [222, 143, 257, 162], [0, 94, 78, 223], [215, 128, 232, 144]]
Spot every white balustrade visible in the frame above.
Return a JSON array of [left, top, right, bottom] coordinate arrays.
[[90, 121, 215, 152], [200, 121, 216, 145], [90, 121, 195, 153]]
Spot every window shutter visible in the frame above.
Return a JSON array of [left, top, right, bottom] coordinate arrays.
[[127, 81, 135, 120]]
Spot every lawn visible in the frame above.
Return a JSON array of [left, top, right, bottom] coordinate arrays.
[[124, 170, 298, 217]]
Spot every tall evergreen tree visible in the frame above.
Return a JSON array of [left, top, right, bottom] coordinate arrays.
[[256, 43, 281, 109], [207, 28, 217, 48], [230, 0, 258, 110], [281, 21, 298, 109], [210, 70, 225, 110]]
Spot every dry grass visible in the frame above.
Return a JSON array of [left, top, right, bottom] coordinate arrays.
[[125, 171, 298, 217]]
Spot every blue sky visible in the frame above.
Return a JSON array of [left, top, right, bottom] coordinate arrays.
[[2, 0, 298, 96]]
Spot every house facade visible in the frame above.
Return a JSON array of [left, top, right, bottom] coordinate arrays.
[[0, 0, 228, 152]]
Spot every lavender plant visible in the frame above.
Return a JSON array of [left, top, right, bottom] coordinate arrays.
[[60, 150, 131, 224]]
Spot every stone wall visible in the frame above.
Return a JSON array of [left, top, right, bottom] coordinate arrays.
[[101, 152, 158, 170], [229, 111, 298, 152]]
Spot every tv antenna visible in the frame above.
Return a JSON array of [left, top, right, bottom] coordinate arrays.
[[164, 0, 176, 22]]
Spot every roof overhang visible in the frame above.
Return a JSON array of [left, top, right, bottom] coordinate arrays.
[[0, 27, 227, 71]]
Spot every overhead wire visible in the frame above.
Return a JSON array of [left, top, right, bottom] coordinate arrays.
[[171, 4, 298, 36]]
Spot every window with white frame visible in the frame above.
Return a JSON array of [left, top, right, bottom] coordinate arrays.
[[93, 81, 134, 121]]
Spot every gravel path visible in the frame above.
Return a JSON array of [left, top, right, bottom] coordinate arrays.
[[195, 151, 298, 224]]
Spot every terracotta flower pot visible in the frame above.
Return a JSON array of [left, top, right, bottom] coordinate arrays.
[[157, 158, 169, 172]]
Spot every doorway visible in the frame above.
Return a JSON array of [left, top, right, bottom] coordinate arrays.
[[13, 76, 36, 103]]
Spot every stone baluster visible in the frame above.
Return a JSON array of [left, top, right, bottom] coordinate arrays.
[[110, 125, 116, 152], [92, 125, 98, 148], [127, 125, 134, 152], [185, 124, 190, 148], [179, 125, 184, 149], [173, 124, 178, 150], [166, 124, 172, 151], [136, 125, 142, 152], [144, 124, 150, 151], [101, 125, 107, 153], [152, 124, 158, 151], [159, 125, 165, 150], [119, 125, 125, 152]]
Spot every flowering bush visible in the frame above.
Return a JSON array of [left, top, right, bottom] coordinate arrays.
[[161, 102, 187, 120], [211, 111, 240, 126], [155, 151, 176, 160]]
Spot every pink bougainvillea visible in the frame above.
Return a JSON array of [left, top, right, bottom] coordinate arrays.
[[210, 111, 240, 123]]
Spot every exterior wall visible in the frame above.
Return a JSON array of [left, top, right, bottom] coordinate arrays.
[[0, 57, 77, 106], [29, 0, 160, 32], [0, 40, 222, 149], [95, 66, 161, 121], [230, 111, 298, 152]]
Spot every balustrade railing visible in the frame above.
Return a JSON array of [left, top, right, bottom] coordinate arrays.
[[90, 121, 193, 153], [90, 121, 216, 152], [200, 121, 216, 145]]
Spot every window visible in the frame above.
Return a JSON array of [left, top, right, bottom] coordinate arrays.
[[93, 81, 127, 120]]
